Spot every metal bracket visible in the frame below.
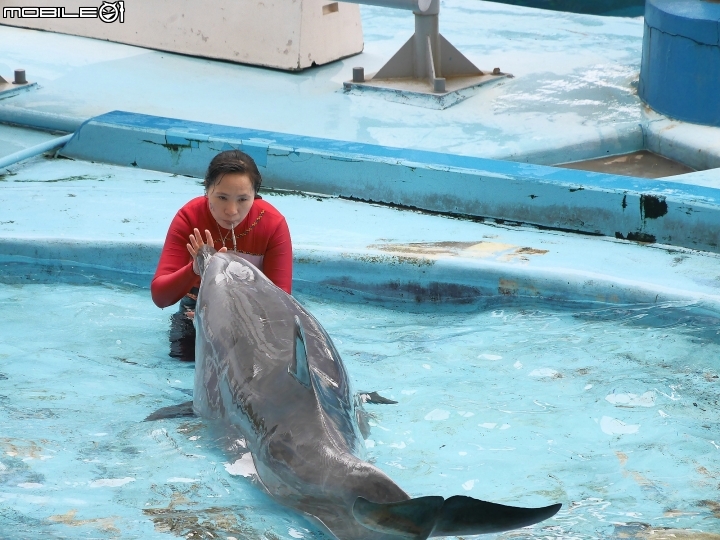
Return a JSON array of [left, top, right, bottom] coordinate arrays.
[[342, 0, 511, 108], [0, 70, 37, 99]]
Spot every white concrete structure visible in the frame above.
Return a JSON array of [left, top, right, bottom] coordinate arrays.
[[0, 0, 364, 70]]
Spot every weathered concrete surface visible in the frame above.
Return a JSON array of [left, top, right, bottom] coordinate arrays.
[[57, 111, 720, 254], [3, 157, 720, 307], [0, 1, 646, 165], [0, 123, 64, 160], [643, 108, 720, 172], [1, 1, 718, 184]]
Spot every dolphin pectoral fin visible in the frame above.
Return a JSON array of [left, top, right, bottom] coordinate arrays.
[[354, 391, 395, 439], [353, 496, 444, 540], [143, 400, 195, 422], [359, 391, 398, 405], [356, 408, 372, 439], [430, 496, 562, 537]]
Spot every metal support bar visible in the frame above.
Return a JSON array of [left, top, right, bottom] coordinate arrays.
[[344, 0, 482, 86], [0, 68, 37, 100], [415, 8, 441, 78], [426, 36, 445, 92], [340, 0, 435, 13], [342, 0, 508, 106], [0, 134, 74, 170]]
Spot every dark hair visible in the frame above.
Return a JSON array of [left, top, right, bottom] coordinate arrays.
[[204, 150, 262, 194]]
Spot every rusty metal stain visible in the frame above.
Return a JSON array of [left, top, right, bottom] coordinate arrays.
[[142, 487, 265, 539], [367, 242, 552, 267], [663, 509, 701, 518], [498, 278, 518, 296], [143, 505, 241, 537], [342, 252, 435, 267], [464, 242, 518, 257], [615, 450, 660, 488], [515, 247, 549, 255], [696, 466, 713, 478], [0, 438, 50, 459], [614, 523, 720, 539], [699, 500, 720, 519], [294, 256, 323, 265], [628, 470, 656, 487], [47, 509, 119, 533], [369, 241, 481, 258], [640, 194, 668, 220], [498, 246, 550, 263], [637, 530, 720, 539]]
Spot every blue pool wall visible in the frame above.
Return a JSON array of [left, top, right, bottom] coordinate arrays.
[[61, 111, 720, 253], [486, 0, 645, 16], [2, 237, 717, 307], [640, 0, 720, 127]]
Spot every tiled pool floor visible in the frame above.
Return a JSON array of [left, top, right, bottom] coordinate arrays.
[[1, 277, 718, 539]]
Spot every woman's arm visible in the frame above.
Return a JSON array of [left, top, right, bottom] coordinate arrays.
[[151, 212, 199, 308], [263, 217, 293, 294]]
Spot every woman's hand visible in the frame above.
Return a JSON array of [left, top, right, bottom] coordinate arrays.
[[187, 228, 227, 275]]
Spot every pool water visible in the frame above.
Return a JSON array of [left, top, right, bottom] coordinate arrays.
[[0, 267, 719, 539]]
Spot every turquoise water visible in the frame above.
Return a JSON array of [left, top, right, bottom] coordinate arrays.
[[0, 265, 719, 539]]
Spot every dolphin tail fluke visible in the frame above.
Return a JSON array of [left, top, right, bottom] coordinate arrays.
[[353, 496, 444, 540], [431, 495, 562, 537], [353, 495, 561, 539]]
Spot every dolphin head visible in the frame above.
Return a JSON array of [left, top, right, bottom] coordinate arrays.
[[195, 244, 218, 277]]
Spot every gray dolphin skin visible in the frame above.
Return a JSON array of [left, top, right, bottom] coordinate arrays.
[[188, 245, 561, 540]]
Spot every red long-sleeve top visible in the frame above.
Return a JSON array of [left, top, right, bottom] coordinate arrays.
[[151, 196, 292, 308]]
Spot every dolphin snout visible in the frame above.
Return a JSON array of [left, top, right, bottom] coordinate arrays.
[[196, 244, 219, 277]]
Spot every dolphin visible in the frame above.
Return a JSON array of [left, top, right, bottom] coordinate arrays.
[[157, 245, 561, 540]]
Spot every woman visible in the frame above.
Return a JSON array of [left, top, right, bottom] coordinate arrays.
[[151, 149, 292, 361]]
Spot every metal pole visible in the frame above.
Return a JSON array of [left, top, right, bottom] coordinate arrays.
[[413, 4, 440, 79], [0, 134, 73, 170], [340, 0, 434, 13]]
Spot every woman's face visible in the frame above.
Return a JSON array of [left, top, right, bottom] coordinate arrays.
[[206, 173, 255, 229]]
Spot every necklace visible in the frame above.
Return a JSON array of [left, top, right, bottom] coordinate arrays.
[[214, 210, 265, 251], [214, 221, 232, 248]]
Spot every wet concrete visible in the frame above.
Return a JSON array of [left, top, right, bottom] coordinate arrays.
[[3, 157, 720, 306], [0, 1, 647, 166], [557, 150, 695, 179]]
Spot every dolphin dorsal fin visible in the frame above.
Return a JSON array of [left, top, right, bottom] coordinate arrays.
[[289, 316, 311, 388]]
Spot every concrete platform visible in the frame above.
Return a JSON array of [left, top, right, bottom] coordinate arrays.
[[53, 111, 720, 255], [2, 1, 720, 305], [0, 1, 650, 166], [0, 123, 62, 159], [3, 156, 720, 308]]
